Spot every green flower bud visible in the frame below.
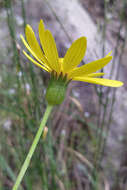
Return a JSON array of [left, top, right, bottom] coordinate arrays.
[[46, 72, 70, 105]]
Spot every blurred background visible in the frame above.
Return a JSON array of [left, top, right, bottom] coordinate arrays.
[[0, 0, 127, 189]]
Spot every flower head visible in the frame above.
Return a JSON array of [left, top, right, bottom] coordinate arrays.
[[20, 20, 123, 104]]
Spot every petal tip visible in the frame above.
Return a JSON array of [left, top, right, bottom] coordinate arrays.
[[40, 19, 44, 25], [26, 24, 31, 28], [117, 81, 124, 87], [80, 36, 87, 43], [25, 24, 32, 34], [20, 34, 23, 39]]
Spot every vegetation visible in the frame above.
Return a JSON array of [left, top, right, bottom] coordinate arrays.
[[0, 0, 126, 189]]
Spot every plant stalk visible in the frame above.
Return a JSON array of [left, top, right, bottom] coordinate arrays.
[[12, 104, 53, 190]]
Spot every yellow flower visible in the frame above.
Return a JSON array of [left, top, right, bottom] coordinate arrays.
[[21, 20, 123, 88], [20, 20, 124, 105]]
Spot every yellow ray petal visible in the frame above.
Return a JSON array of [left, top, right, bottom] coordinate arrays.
[[23, 50, 49, 72], [86, 73, 105, 77], [73, 77, 123, 87], [25, 24, 46, 62], [38, 20, 54, 69], [69, 55, 112, 78], [105, 51, 112, 57], [63, 37, 87, 73], [20, 35, 49, 69], [38, 19, 45, 50], [42, 30, 60, 72]]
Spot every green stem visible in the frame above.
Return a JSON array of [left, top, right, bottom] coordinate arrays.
[[12, 104, 53, 190]]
